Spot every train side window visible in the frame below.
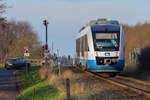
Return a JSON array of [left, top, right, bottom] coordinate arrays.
[[81, 36, 84, 57], [78, 39, 80, 57], [76, 39, 80, 57], [76, 41, 77, 50]]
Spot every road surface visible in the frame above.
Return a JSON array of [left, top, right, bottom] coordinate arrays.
[[0, 68, 19, 100]]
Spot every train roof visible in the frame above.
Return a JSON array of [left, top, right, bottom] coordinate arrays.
[[91, 24, 120, 32], [79, 19, 120, 32]]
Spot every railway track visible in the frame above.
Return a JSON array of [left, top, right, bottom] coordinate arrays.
[[75, 66, 150, 99], [115, 75, 150, 88]]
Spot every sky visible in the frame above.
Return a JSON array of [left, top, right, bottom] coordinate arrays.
[[4, 0, 150, 57]]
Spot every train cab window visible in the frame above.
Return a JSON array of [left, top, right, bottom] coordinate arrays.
[[93, 32, 120, 51]]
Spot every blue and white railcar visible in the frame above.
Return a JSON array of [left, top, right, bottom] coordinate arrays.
[[75, 19, 125, 74]]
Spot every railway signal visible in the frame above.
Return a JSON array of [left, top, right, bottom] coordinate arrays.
[[43, 20, 49, 46], [43, 20, 50, 65], [68, 55, 71, 61]]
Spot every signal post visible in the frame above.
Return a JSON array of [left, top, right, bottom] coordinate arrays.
[[43, 20, 50, 65]]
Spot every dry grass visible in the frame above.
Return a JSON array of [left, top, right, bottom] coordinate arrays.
[[47, 73, 66, 98], [72, 82, 86, 95], [39, 66, 91, 99], [62, 70, 74, 79], [39, 66, 53, 79], [62, 70, 81, 79]]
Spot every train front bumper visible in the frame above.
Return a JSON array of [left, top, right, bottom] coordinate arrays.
[[87, 60, 124, 72]]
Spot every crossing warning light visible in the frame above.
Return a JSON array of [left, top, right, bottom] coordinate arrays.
[[24, 46, 30, 53], [45, 44, 48, 50], [42, 46, 45, 51], [68, 55, 71, 61]]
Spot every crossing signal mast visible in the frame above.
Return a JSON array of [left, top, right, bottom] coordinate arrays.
[[43, 20, 48, 48], [43, 20, 50, 65]]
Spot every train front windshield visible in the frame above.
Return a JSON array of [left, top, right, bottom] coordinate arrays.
[[94, 33, 120, 51], [92, 25, 120, 51]]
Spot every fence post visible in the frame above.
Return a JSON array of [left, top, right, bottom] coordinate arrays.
[[26, 63, 29, 77], [66, 78, 70, 100], [32, 88, 35, 100], [58, 62, 61, 76]]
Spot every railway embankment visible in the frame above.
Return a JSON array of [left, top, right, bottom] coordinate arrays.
[[15, 65, 150, 100], [120, 64, 150, 83], [39, 66, 149, 100]]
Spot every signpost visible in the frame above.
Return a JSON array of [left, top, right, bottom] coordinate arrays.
[[24, 46, 31, 77], [56, 49, 61, 75], [24, 46, 31, 57], [43, 20, 49, 65], [56, 49, 60, 57]]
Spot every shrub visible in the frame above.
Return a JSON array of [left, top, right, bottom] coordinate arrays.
[[138, 47, 150, 73]]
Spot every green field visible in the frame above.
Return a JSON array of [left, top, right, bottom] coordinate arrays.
[[16, 66, 60, 100]]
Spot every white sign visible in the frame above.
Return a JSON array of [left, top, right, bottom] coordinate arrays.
[[56, 49, 60, 57], [24, 53, 30, 57], [44, 53, 50, 57], [24, 46, 31, 57]]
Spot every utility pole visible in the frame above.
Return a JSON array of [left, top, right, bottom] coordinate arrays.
[[43, 20, 49, 65], [52, 41, 54, 54]]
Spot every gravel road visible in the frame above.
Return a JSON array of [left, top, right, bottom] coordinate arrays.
[[0, 68, 19, 100]]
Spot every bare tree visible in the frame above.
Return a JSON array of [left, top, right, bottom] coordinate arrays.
[[0, 0, 6, 16], [0, 19, 42, 64], [0, 1, 42, 64]]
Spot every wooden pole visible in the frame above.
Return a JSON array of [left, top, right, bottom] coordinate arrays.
[[58, 62, 61, 76], [66, 78, 70, 100], [32, 88, 35, 100], [26, 63, 29, 77]]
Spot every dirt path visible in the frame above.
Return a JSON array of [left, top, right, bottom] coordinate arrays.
[[0, 68, 19, 100]]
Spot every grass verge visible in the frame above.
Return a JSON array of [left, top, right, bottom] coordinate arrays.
[[0, 64, 4, 68], [39, 67, 93, 99], [16, 66, 60, 100]]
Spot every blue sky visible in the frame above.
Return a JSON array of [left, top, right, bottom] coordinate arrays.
[[5, 0, 150, 57]]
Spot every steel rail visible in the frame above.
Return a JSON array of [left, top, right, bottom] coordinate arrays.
[[116, 75, 150, 87]]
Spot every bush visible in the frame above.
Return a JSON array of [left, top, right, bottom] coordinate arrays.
[[138, 47, 150, 73]]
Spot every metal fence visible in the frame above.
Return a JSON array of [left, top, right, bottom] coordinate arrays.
[[26, 59, 42, 65]]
